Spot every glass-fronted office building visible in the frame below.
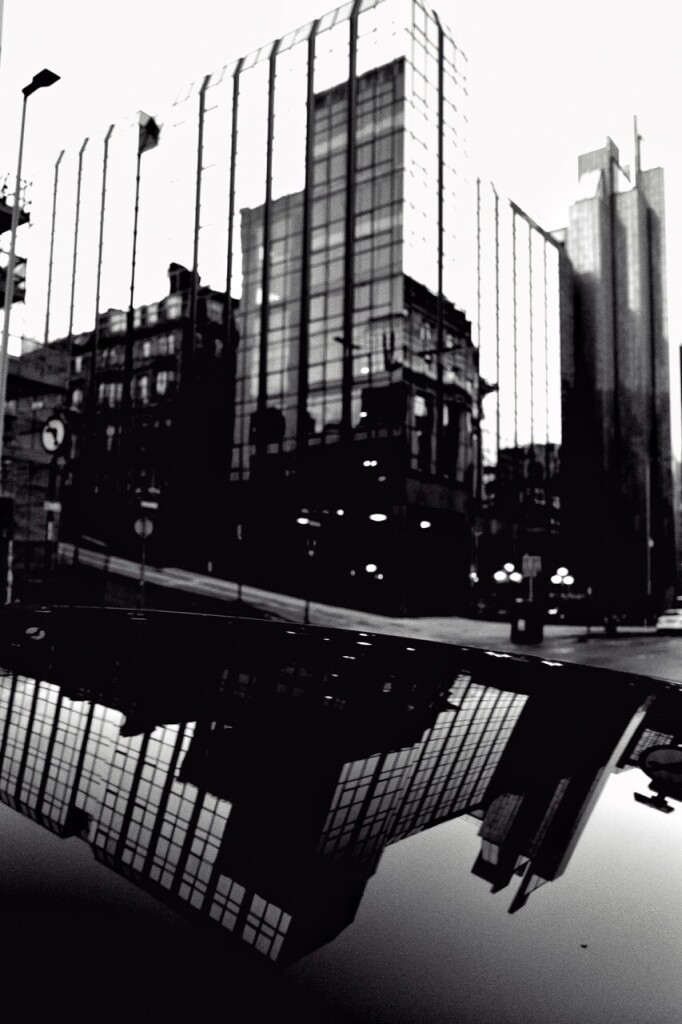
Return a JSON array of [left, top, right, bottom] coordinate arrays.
[[27, 0, 480, 613], [474, 181, 573, 610]]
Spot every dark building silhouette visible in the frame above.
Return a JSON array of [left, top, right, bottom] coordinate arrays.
[[560, 134, 676, 617], [4, 340, 69, 593], [60, 263, 239, 570], [471, 676, 651, 911], [0, 173, 58, 597]]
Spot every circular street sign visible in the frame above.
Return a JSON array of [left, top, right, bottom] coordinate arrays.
[[41, 416, 67, 453], [134, 517, 154, 539]]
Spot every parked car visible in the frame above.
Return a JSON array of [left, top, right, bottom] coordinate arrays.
[[655, 607, 682, 633], [0, 604, 681, 1023]]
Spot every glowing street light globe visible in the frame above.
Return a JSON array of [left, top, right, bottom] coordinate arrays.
[[493, 570, 507, 583], [503, 562, 515, 573], [551, 574, 562, 585], [557, 567, 569, 578], [365, 563, 378, 573], [509, 571, 523, 583]]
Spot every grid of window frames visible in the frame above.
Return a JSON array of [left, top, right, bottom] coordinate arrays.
[[0, 676, 38, 798], [476, 181, 564, 519], [318, 747, 415, 860], [32, 0, 473, 511], [317, 674, 528, 861], [15, 685, 87, 827], [389, 683, 528, 840], [92, 722, 232, 913], [241, 894, 293, 961]]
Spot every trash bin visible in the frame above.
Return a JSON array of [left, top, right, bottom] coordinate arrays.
[[510, 601, 544, 644]]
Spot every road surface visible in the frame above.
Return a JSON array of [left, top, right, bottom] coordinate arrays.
[[56, 543, 682, 684]]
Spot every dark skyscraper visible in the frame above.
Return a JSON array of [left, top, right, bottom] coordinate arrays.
[[561, 134, 676, 616]]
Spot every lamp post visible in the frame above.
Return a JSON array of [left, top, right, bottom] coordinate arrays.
[[0, 68, 60, 490], [296, 511, 321, 624]]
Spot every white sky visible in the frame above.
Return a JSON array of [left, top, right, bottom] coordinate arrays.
[[1, 0, 681, 354]]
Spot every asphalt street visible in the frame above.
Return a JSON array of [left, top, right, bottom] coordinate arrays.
[[55, 543, 682, 685]]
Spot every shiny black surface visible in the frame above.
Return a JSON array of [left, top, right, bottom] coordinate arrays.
[[0, 606, 680, 1022]]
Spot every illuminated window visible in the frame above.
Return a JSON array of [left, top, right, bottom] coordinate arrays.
[[165, 294, 183, 320], [413, 395, 427, 417], [205, 298, 224, 324], [109, 311, 126, 334]]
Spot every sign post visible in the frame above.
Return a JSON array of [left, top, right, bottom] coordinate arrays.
[[521, 554, 542, 603], [40, 415, 68, 596], [133, 486, 160, 608], [134, 516, 154, 607]]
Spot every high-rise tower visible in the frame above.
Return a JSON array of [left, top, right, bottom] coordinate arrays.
[[562, 133, 676, 617]]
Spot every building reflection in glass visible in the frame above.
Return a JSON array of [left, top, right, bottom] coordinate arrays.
[[471, 674, 651, 912], [619, 685, 682, 814], [0, 609, 662, 965], [475, 181, 572, 590]]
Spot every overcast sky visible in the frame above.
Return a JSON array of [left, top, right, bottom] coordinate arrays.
[[1, 0, 680, 342]]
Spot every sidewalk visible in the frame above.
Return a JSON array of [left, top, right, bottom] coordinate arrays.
[[55, 542, 638, 655]]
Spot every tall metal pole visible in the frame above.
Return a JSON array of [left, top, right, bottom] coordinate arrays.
[[67, 137, 89, 348], [0, 69, 60, 495], [341, 0, 361, 442], [119, 140, 143, 499], [185, 75, 211, 398], [44, 149, 64, 344], [76, 126, 114, 566], [0, 91, 28, 490], [88, 125, 114, 419]]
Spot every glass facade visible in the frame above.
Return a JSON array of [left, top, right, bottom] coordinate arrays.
[[475, 180, 568, 599], [227, 0, 474, 488], [25, 0, 480, 612]]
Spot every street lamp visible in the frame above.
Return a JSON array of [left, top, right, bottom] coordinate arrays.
[[0, 68, 60, 489], [296, 511, 321, 625]]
